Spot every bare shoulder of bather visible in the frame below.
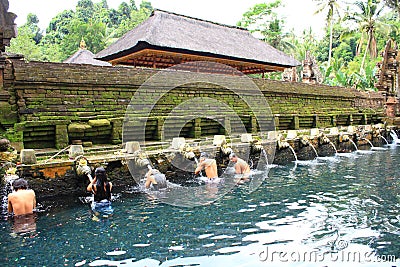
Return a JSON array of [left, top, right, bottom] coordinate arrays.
[[8, 189, 36, 216], [203, 159, 218, 179]]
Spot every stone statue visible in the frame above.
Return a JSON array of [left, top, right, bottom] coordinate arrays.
[[282, 67, 298, 82], [0, 0, 17, 52], [302, 51, 323, 84]]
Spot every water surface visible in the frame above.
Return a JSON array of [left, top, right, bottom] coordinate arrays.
[[1, 146, 399, 266]]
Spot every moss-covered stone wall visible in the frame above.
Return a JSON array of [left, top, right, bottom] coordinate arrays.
[[0, 59, 385, 149]]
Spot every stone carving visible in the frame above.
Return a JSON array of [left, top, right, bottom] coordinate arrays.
[[375, 39, 398, 98], [282, 67, 298, 82], [302, 51, 323, 84], [0, 0, 17, 52]]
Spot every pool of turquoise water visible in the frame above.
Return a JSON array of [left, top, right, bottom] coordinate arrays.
[[1, 146, 400, 267]]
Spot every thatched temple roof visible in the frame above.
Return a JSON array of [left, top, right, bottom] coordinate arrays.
[[64, 45, 111, 67], [95, 9, 300, 74]]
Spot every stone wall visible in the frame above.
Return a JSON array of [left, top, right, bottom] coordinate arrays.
[[0, 58, 385, 149]]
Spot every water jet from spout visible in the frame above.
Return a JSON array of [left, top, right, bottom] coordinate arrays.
[[361, 138, 374, 148], [328, 141, 338, 154], [378, 135, 389, 145], [288, 145, 298, 162], [349, 139, 358, 151], [309, 142, 319, 158], [261, 149, 270, 166], [390, 130, 399, 144]]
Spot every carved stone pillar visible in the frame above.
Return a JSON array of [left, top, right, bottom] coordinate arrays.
[[0, 0, 17, 52], [386, 96, 398, 118]]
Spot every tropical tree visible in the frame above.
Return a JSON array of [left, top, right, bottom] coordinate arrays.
[[140, 1, 153, 11], [113, 2, 152, 38], [76, 0, 95, 23], [285, 27, 319, 66], [313, 0, 342, 66], [130, 0, 138, 11], [45, 10, 75, 43], [60, 18, 107, 58], [25, 13, 43, 44], [383, 0, 400, 18], [344, 0, 389, 73], [237, 1, 294, 51], [118, 2, 131, 19], [7, 26, 43, 61]]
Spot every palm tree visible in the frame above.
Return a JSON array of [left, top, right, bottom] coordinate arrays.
[[346, 0, 388, 73], [383, 0, 400, 18], [314, 0, 341, 66]]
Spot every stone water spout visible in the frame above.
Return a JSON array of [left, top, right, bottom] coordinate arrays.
[[318, 133, 337, 154], [75, 156, 93, 182], [371, 125, 388, 145], [178, 143, 198, 160], [339, 134, 358, 151], [123, 141, 152, 167], [277, 134, 297, 162], [277, 134, 290, 150], [250, 139, 269, 165], [134, 153, 151, 167], [300, 136, 318, 158], [2, 165, 18, 188], [220, 144, 233, 156]]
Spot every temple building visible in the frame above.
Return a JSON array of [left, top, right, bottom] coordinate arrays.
[[96, 9, 300, 74], [64, 38, 111, 67]]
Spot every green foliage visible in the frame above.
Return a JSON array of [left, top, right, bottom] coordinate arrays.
[[59, 18, 108, 59], [383, 0, 400, 18], [113, 5, 152, 38], [237, 0, 293, 51], [76, 0, 95, 22], [6, 26, 43, 61], [313, 0, 342, 65], [26, 13, 43, 44], [9, 0, 152, 62], [140, 1, 153, 11], [343, 0, 388, 71], [333, 42, 353, 63], [6, 0, 398, 93]]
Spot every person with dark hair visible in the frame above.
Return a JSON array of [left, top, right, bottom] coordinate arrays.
[[87, 166, 113, 216], [8, 178, 36, 216], [229, 153, 251, 183], [195, 152, 218, 181], [145, 168, 167, 190]]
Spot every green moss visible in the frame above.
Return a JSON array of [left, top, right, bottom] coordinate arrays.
[[0, 102, 18, 125], [68, 123, 92, 133], [2, 127, 23, 143], [88, 119, 110, 127]]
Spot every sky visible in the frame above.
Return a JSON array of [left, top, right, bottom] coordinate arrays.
[[8, 0, 326, 38]]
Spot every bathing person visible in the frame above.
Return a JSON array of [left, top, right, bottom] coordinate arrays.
[[229, 153, 251, 182], [145, 168, 167, 190], [8, 178, 36, 216], [87, 167, 113, 215], [195, 152, 218, 180]]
